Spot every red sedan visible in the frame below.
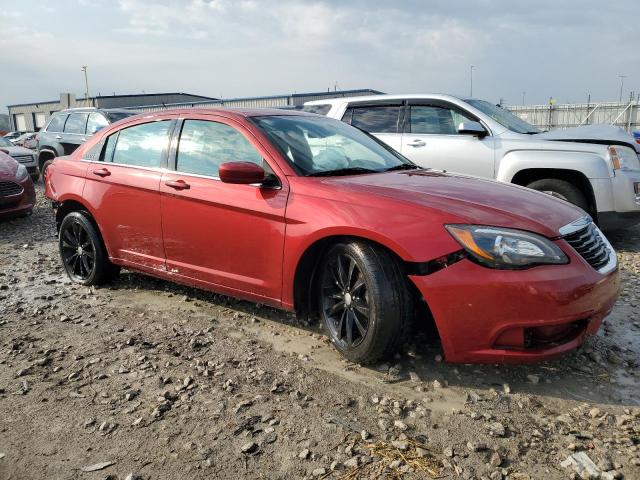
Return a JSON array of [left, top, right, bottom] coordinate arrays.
[[0, 150, 36, 219], [44, 108, 620, 364]]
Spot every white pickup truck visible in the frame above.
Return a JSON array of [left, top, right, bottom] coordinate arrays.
[[304, 94, 640, 230]]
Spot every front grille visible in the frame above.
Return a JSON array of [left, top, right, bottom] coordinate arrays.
[[0, 181, 23, 197], [12, 155, 33, 164], [564, 223, 611, 271]]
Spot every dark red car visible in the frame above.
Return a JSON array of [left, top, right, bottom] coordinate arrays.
[[0, 150, 36, 218], [44, 108, 620, 364]]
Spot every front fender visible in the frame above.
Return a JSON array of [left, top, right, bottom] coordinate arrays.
[[496, 150, 612, 183]]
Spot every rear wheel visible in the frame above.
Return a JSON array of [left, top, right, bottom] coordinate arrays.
[[318, 241, 413, 364], [526, 178, 589, 212], [59, 211, 118, 285]]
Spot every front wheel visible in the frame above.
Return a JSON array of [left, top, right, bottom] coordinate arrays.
[[526, 178, 589, 212], [59, 211, 118, 285], [318, 241, 413, 364]]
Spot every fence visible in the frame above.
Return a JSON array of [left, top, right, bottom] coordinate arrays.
[[505, 101, 640, 132]]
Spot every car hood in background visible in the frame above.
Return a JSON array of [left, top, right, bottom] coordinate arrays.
[[326, 170, 585, 238], [536, 124, 640, 153], [1, 145, 35, 157]]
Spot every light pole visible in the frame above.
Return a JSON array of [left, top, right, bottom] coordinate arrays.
[[618, 75, 626, 102], [81, 65, 90, 101], [522, 91, 526, 106], [470, 65, 475, 97]]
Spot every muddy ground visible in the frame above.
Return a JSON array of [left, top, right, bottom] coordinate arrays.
[[0, 186, 638, 480]]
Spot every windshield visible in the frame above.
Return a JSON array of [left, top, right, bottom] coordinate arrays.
[[0, 137, 13, 147], [253, 115, 415, 176], [466, 99, 540, 134]]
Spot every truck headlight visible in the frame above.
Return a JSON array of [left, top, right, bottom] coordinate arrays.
[[608, 145, 640, 171], [445, 224, 568, 269], [15, 163, 29, 182]]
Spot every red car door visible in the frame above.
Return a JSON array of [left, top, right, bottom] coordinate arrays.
[[160, 115, 289, 305], [82, 117, 175, 270]]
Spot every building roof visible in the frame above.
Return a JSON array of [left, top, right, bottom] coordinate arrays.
[[7, 92, 217, 108]]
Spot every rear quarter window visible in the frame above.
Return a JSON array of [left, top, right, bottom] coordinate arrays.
[[45, 114, 68, 133]]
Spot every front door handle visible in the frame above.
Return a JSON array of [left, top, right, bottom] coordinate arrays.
[[406, 139, 426, 147], [55, 135, 63, 140], [165, 179, 190, 190], [92, 168, 111, 177]]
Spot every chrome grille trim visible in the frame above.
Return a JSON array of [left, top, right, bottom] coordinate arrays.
[[0, 181, 24, 197], [560, 218, 617, 274]]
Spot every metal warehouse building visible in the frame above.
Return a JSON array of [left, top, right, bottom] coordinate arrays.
[[6, 89, 381, 131]]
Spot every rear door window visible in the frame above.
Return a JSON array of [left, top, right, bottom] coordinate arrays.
[[176, 120, 263, 178], [110, 121, 171, 168], [64, 114, 89, 134], [46, 114, 68, 133], [345, 105, 401, 133], [86, 114, 109, 135]]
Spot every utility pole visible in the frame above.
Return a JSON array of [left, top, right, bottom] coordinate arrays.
[[81, 65, 90, 101], [618, 75, 626, 102], [522, 91, 526, 106], [470, 65, 475, 97]]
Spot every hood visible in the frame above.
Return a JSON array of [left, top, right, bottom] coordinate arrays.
[[0, 145, 34, 157], [0, 151, 19, 178], [327, 170, 585, 238], [536, 124, 640, 153]]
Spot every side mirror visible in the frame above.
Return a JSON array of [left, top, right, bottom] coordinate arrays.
[[219, 161, 265, 185], [458, 121, 487, 137]]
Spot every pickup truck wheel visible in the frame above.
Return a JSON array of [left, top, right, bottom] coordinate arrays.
[[318, 241, 413, 364], [526, 178, 589, 212]]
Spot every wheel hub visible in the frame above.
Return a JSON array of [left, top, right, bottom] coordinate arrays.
[[77, 246, 84, 255], [344, 292, 352, 306]]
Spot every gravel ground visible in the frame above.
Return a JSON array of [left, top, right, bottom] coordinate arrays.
[[0, 185, 639, 480]]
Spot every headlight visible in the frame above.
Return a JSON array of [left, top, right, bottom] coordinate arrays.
[[608, 145, 640, 171], [445, 224, 568, 269], [15, 163, 29, 182]]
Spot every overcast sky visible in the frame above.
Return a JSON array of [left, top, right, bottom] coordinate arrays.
[[1, 0, 639, 111]]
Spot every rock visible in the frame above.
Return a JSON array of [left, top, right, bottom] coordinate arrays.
[[588, 408, 601, 418], [490, 471, 503, 480], [298, 448, 310, 460], [526, 374, 540, 384], [490, 452, 502, 467], [443, 446, 454, 457], [312, 467, 326, 476], [241, 442, 258, 454], [124, 475, 142, 480], [80, 461, 115, 472], [16, 367, 32, 377], [393, 420, 408, 431], [360, 430, 370, 441], [467, 442, 488, 452], [408, 371, 421, 382], [488, 422, 506, 437], [433, 380, 444, 389], [343, 457, 359, 468], [391, 440, 408, 451], [415, 447, 428, 458], [560, 452, 599, 479], [377, 419, 390, 431]]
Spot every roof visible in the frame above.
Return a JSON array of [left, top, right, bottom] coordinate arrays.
[[121, 107, 318, 124], [304, 93, 467, 105], [7, 92, 217, 108]]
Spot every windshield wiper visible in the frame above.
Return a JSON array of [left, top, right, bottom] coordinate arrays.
[[384, 163, 420, 172], [308, 167, 379, 177]]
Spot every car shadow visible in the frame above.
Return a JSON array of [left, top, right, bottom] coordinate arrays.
[[107, 269, 639, 409]]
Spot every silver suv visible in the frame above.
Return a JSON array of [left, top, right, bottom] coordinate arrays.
[[307, 94, 640, 230], [37, 107, 136, 178]]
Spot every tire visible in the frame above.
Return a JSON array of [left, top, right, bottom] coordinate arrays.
[[30, 172, 40, 183], [318, 241, 413, 364], [41, 159, 54, 181], [59, 211, 119, 285], [526, 178, 589, 212]]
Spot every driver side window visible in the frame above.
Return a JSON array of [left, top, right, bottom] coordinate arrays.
[[406, 106, 474, 135]]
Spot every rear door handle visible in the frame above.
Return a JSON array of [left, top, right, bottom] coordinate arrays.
[[55, 135, 62, 140], [92, 168, 111, 177], [406, 139, 426, 147], [165, 179, 190, 190]]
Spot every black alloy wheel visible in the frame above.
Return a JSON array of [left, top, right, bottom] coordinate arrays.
[[321, 252, 371, 349], [318, 241, 414, 364]]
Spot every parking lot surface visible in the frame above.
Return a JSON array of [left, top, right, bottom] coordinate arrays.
[[0, 186, 639, 480]]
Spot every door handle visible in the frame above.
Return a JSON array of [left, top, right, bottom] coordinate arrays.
[[92, 168, 111, 177], [80, 138, 86, 142], [165, 179, 190, 190], [55, 135, 62, 140], [406, 139, 426, 147]]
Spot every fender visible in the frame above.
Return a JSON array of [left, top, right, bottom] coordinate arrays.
[[496, 149, 612, 183]]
